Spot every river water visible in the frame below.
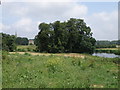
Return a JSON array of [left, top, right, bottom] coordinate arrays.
[[92, 53, 120, 58]]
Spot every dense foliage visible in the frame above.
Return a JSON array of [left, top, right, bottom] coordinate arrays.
[[35, 18, 96, 54], [15, 37, 29, 45], [1, 33, 16, 52]]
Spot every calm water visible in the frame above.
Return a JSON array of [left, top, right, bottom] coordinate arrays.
[[92, 53, 120, 58]]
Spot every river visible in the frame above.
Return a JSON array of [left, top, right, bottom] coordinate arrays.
[[92, 53, 120, 58]]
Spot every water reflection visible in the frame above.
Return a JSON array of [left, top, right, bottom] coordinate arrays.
[[92, 53, 120, 58]]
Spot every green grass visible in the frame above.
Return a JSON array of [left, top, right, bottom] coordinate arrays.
[[95, 48, 120, 55], [17, 45, 36, 52], [2, 52, 119, 88], [96, 48, 118, 50]]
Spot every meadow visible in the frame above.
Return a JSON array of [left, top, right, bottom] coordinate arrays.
[[17, 45, 36, 52], [2, 51, 119, 88]]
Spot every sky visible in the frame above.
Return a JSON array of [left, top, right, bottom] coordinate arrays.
[[0, 0, 119, 40]]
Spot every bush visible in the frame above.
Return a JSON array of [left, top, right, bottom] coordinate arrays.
[[2, 33, 16, 52], [45, 57, 63, 73], [17, 49, 26, 52], [24, 52, 31, 56], [2, 51, 9, 60]]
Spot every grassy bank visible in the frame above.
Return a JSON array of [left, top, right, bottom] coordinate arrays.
[[16, 45, 120, 55], [95, 48, 120, 55], [2, 52, 119, 88]]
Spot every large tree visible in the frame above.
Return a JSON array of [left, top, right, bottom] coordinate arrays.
[[2, 33, 16, 52], [35, 18, 96, 54]]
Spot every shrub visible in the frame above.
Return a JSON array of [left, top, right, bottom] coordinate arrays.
[[17, 49, 26, 52], [45, 57, 63, 73], [24, 52, 31, 56], [2, 51, 9, 60]]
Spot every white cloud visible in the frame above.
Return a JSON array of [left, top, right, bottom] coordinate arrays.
[[2, 2, 118, 40], [2, 18, 39, 38], [13, 7, 28, 17], [15, 18, 32, 30], [2, 2, 88, 24], [3, 0, 77, 2], [86, 11, 118, 40], [2, 2, 88, 38], [0, 23, 10, 32], [37, 21, 42, 26], [12, 18, 38, 37], [3, 0, 119, 2], [63, 4, 88, 19]]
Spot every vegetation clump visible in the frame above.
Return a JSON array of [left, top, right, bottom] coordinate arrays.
[[1, 33, 16, 52], [35, 18, 96, 54]]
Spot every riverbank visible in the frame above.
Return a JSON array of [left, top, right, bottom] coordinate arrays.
[[95, 48, 120, 55]]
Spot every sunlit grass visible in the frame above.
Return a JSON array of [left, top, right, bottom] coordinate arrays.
[[2, 52, 119, 88], [96, 48, 118, 50], [17, 45, 36, 52]]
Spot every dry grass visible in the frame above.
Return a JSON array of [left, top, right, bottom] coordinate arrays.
[[96, 48, 118, 50], [9, 52, 85, 58]]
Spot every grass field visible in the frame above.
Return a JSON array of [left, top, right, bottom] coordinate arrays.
[[17, 45, 36, 52], [96, 48, 118, 50], [2, 51, 119, 88]]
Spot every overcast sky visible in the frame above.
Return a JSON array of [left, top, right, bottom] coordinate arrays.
[[0, 0, 118, 40]]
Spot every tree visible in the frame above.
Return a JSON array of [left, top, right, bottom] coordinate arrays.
[[2, 33, 16, 52], [35, 18, 96, 54], [35, 23, 52, 52], [15, 37, 29, 45]]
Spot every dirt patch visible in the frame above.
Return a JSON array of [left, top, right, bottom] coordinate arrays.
[[91, 84, 104, 88], [9, 52, 85, 58], [56, 53, 85, 59]]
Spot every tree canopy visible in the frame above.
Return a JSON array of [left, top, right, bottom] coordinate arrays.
[[35, 18, 96, 54], [15, 37, 29, 45], [1, 33, 16, 51]]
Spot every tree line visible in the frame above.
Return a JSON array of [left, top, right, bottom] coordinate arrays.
[[1, 33, 29, 52], [35, 18, 96, 54], [1, 33, 16, 51], [95, 40, 120, 48], [1, 18, 119, 53], [15, 37, 29, 45]]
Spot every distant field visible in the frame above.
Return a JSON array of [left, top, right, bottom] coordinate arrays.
[[17, 45, 120, 52], [96, 48, 118, 50], [17, 45, 36, 52], [2, 52, 119, 88], [9, 52, 85, 58], [95, 47, 120, 55]]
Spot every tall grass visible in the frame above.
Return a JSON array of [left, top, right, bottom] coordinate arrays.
[[2, 52, 119, 88], [16, 45, 36, 52]]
